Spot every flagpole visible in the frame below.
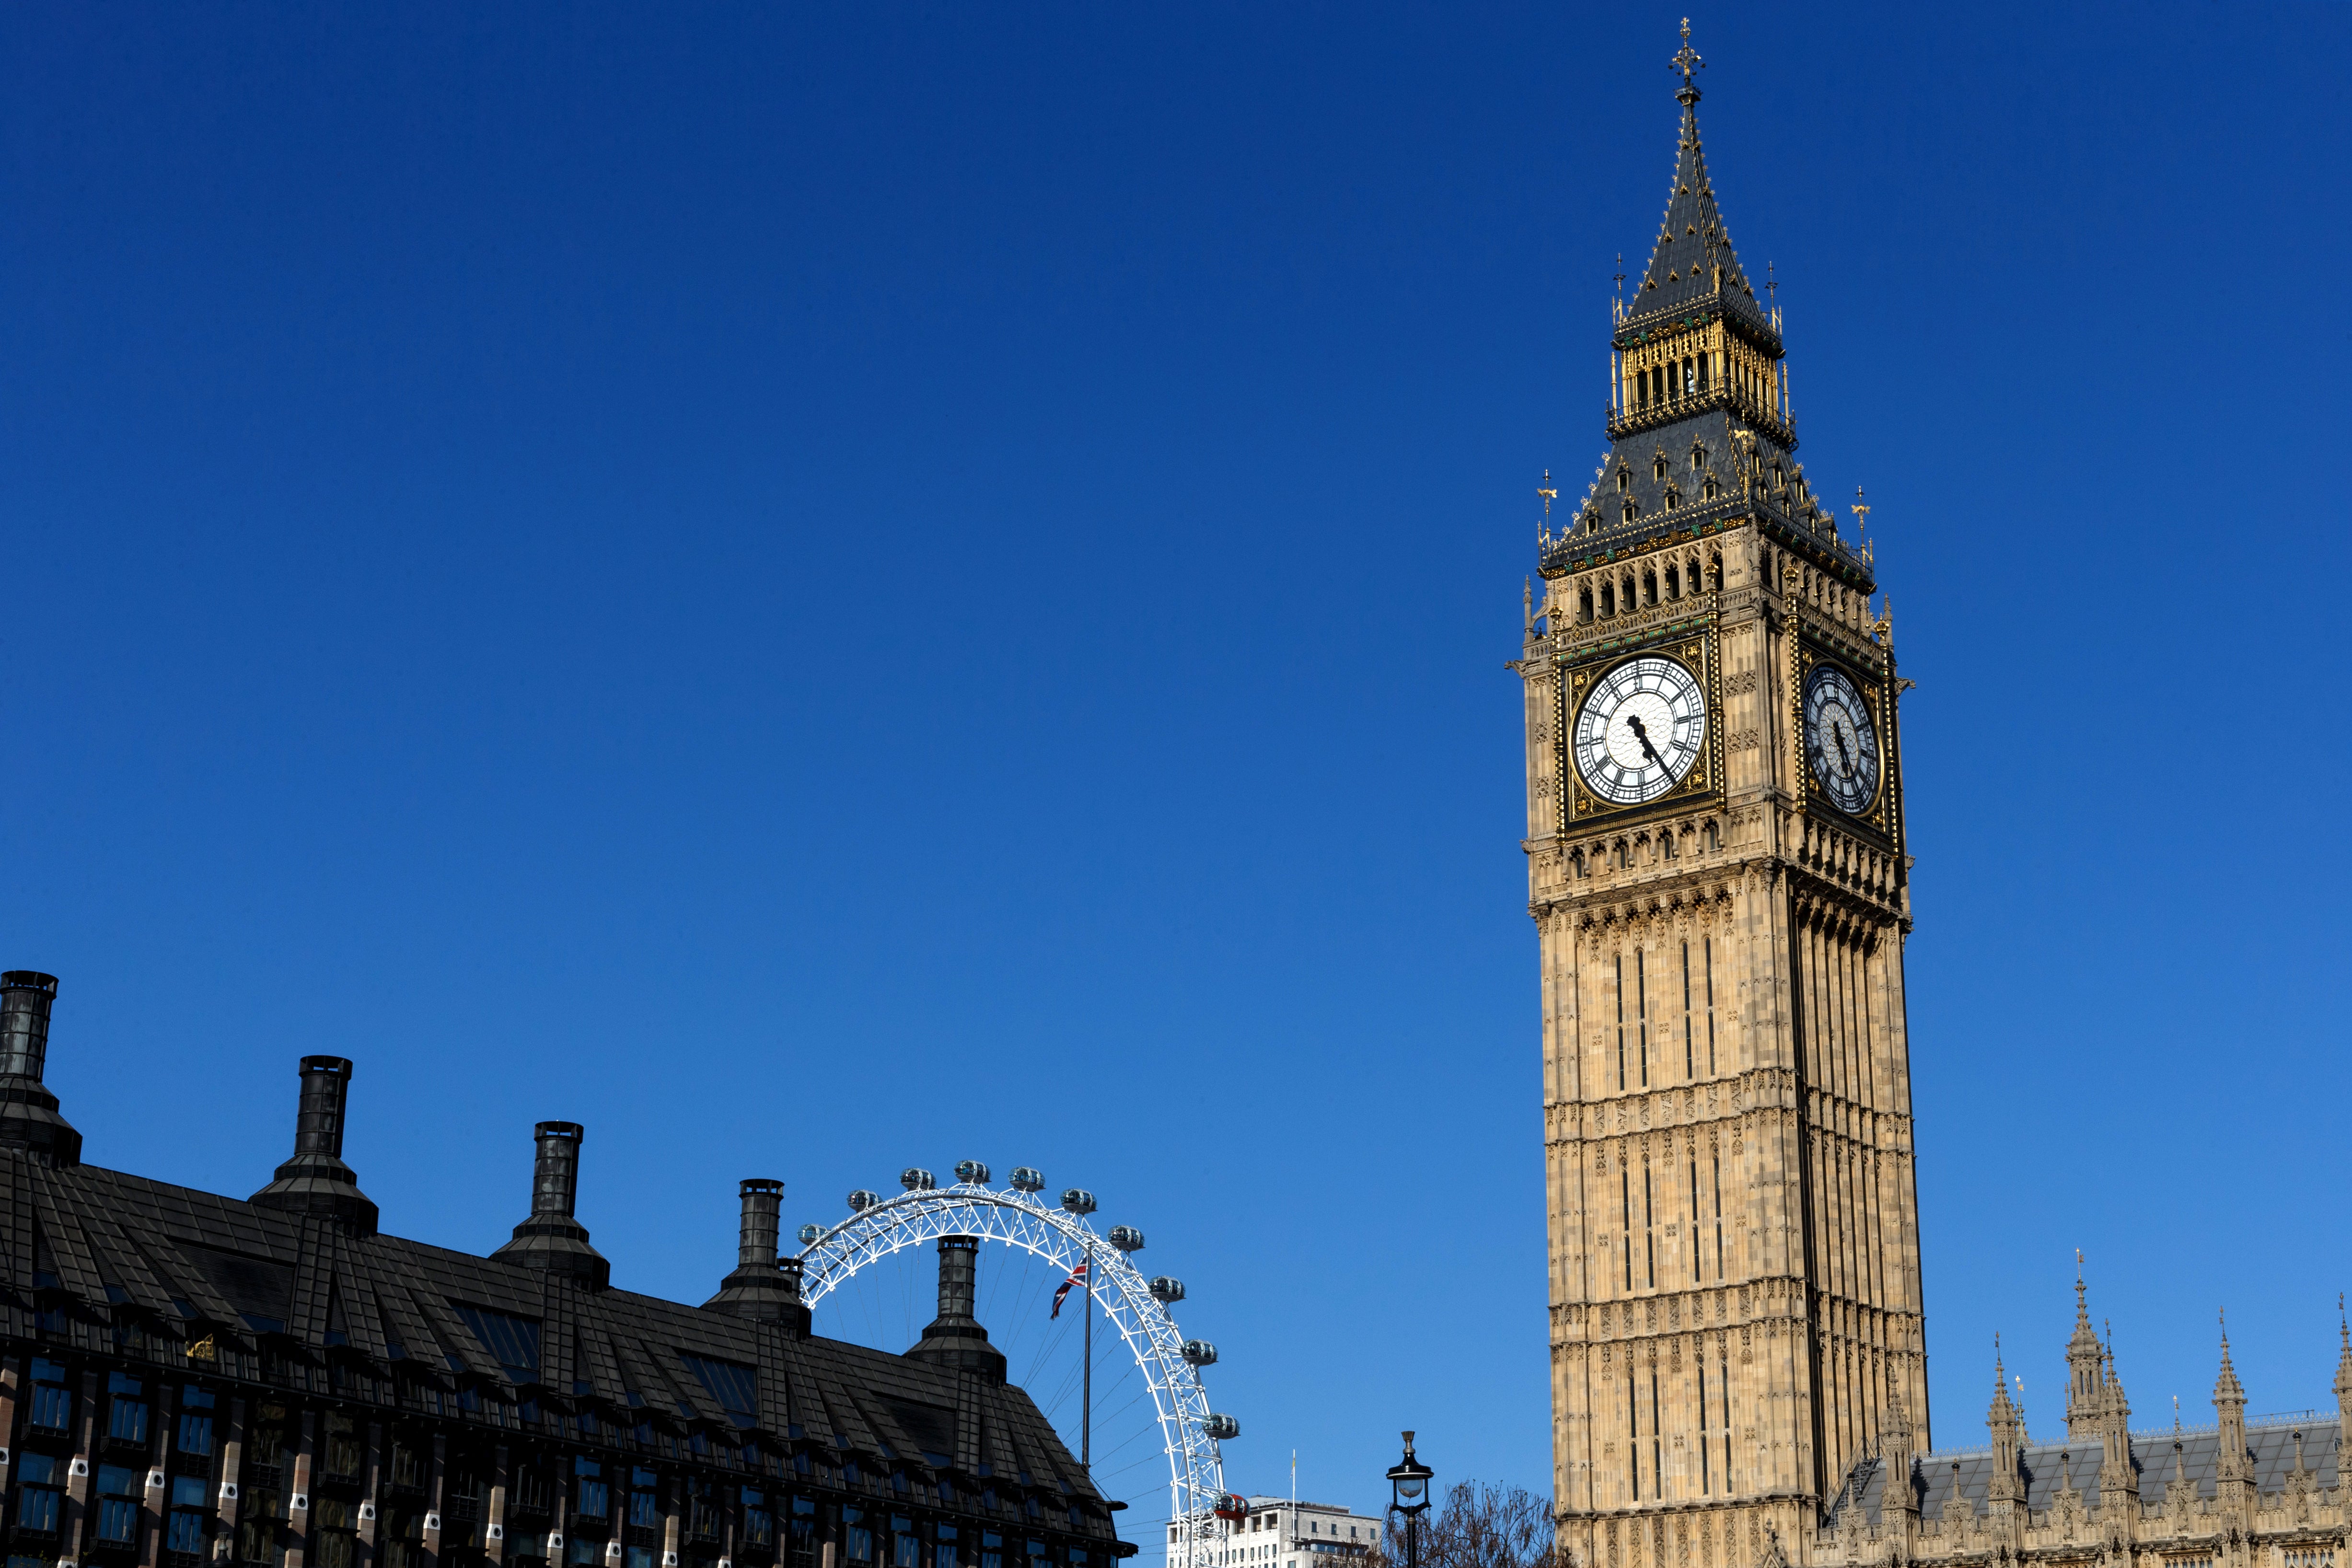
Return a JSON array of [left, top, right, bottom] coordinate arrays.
[[1082, 1249, 1093, 1472]]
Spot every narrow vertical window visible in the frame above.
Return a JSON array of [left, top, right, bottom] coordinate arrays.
[[1643, 1164, 1656, 1289], [1636, 949, 1649, 1087], [1681, 941, 1694, 1079], [1616, 956, 1626, 1091], [1703, 937, 1717, 1075], [1712, 1155, 1725, 1280], [1622, 1171, 1633, 1292], [1628, 1377, 1640, 1502], [1649, 1373, 1663, 1498], [1697, 1364, 1711, 1493], [1721, 1352, 1736, 1492], [1689, 1158, 1701, 1281]]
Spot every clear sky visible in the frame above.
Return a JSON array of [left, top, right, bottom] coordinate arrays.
[[3, 0, 2349, 1521]]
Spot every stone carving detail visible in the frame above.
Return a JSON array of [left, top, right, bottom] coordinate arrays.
[[1727, 729, 1761, 751], [1723, 669, 1758, 695]]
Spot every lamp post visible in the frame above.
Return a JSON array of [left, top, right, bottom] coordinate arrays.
[[1386, 1432, 1434, 1568]]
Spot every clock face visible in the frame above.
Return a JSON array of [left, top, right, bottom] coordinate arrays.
[[1572, 656, 1708, 806], [1804, 664, 1881, 813]]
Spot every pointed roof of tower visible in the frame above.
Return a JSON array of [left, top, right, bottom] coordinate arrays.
[[2215, 1313, 2247, 1406], [2335, 1296, 2352, 1400], [1989, 1340, 2020, 1425], [2068, 1255, 2102, 1357], [1625, 22, 1770, 337]]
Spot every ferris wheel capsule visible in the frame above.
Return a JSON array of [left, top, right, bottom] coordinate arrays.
[[1149, 1276, 1185, 1302], [1108, 1225, 1145, 1252], [1008, 1167, 1045, 1193], [1201, 1414, 1240, 1440], [901, 1168, 936, 1191], [797, 1223, 823, 1245], [1060, 1188, 1097, 1215], [954, 1160, 991, 1184], [1213, 1495, 1247, 1522], [847, 1190, 879, 1212], [1181, 1340, 1217, 1366]]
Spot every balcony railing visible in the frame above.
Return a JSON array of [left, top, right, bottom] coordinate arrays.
[[1606, 385, 1795, 449]]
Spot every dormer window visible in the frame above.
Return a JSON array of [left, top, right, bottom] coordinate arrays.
[[1663, 486, 1680, 511], [1653, 454, 1669, 480], [1689, 444, 1706, 471], [1617, 467, 1631, 494], [1622, 499, 1639, 524], [1702, 474, 1719, 501]]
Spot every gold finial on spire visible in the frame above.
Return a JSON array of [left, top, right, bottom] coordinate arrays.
[[1672, 19, 1705, 99], [1852, 485, 1870, 538]]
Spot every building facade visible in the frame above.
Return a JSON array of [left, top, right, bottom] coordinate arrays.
[[1810, 1280, 2351, 1568], [1164, 1498, 1376, 1568], [0, 973, 1132, 1568], [1517, 29, 1923, 1568]]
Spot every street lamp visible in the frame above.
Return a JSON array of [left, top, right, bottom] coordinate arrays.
[[1386, 1432, 1433, 1568]]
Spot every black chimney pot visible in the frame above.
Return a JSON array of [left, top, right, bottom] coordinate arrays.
[[490, 1122, 610, 1289], [0, 972, 79, 1169], [703, 1178, 811, 1333], [249, 1057, 378, 1234], [905, 1235, 1006, 1382]]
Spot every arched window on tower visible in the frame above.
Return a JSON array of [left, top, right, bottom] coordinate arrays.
[[1599, 581, 1616, 618], [1578, 586, 1594, 623], [1665, 563, 1681, 599], [1642, 570, 1658, 606]]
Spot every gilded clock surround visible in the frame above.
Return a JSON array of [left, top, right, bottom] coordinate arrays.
[[1560, 636, 1723, 826]]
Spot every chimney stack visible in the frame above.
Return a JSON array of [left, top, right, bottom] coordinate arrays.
[[490, 1122, 610, 1289], [250, 1057, 378, 1234], [0, 972, 78, 1169], [905, 1236, 1006, 1382], [703, 1179, 811, 1333]]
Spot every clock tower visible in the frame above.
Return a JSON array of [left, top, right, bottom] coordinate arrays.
[[1518, 29, 1925, 1568]]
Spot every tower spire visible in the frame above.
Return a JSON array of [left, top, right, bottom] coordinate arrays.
[[2065, 1252, 2106, 1438]]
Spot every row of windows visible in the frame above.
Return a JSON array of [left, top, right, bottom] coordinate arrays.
[[1570, 553, 1721, 624], [1564, 822, 1722, 881], [1621, 347, 1779, 421], [1621, 1354, 1736, 1504], [1607, 940, 1717, 1092]]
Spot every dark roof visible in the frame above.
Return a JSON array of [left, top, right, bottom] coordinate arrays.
[[1827, 1421, 2344, 1528], [1536, 75, 1872, 587], [1622, 85, 1773, 342], [0, 1149, 1102, 1501]]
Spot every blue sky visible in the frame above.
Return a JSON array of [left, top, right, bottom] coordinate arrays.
[[3, 0, 2349, 1516]]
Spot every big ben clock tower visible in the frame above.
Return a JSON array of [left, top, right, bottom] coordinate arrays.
[[1518, 28, 1925, 1568]]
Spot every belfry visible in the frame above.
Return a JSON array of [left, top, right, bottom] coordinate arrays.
[[1516, 23, 1922, 1568]]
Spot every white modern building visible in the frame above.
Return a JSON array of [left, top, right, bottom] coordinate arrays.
[[1168, 1497, 1383, 1568]]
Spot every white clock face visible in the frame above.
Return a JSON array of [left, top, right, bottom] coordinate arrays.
[[1804, 664, 1881, 813], [1572, 656, 1707, 805]]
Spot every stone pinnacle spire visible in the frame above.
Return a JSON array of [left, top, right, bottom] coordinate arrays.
[[2065, 1254, 2106, 1438]]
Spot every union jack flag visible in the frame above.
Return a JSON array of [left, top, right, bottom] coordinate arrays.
[[1050, 1260, 1090, 1319]]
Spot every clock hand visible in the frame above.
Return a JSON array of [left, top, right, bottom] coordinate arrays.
[[1834, 726, 1856, 778], [1624, 714, 1666, 767]]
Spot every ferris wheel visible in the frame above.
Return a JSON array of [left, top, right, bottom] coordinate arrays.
[[794, 1163, 1240, 1568]]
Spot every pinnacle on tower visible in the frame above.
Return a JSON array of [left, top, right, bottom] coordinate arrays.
[[2064, 1255, 2107, 1438]]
